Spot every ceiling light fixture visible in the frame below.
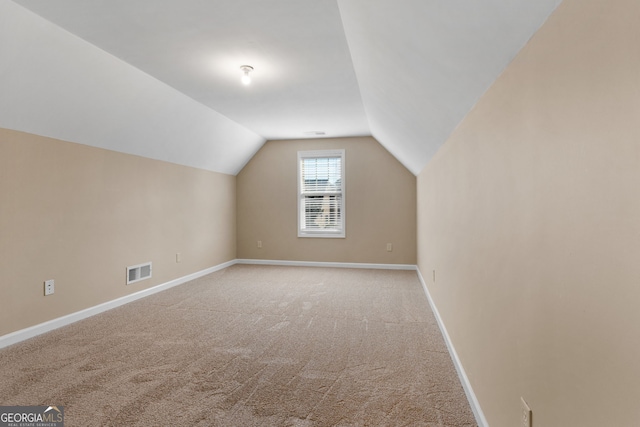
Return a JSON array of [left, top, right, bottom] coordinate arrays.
[[240, 65, 253, 85]]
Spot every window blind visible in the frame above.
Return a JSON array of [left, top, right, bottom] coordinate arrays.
[[298, 150, 345, 237]]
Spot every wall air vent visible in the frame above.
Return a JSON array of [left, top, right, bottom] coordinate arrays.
[[126, 262, 152, 285]]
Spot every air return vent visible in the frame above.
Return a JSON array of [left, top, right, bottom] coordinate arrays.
[[126, 262, 152, 285]]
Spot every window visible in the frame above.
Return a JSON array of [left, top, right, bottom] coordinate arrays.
[[298, 149, 345, 238]]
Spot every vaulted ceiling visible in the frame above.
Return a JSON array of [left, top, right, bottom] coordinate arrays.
[[3, 0, 562, 175]]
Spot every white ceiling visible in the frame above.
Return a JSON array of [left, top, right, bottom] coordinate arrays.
[[6, 0, 562, 175]]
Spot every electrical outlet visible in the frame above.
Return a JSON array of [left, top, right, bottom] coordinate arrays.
[[521, 397, 532, 427], [386, 243, 392, 252], [257, 240, 262, 249], [176, 252, 181, 263], [44, 279, 55, 296]]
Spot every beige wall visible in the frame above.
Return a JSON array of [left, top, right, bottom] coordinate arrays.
[[417, 0, 640, 425], [237, 137, 416, 264], [0, 128, 236, 336]]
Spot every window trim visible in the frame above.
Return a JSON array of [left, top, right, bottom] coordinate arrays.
[[297, 149, 345, 238]]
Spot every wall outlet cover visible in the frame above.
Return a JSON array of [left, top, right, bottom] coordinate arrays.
[[521, 397, 532, 427], [44, 279, 55, 296]]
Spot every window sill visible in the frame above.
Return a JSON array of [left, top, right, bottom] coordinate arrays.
[[298, 232, 345, 239]]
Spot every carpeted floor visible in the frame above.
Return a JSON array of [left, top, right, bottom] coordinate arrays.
[[0, 265, 477, 426]]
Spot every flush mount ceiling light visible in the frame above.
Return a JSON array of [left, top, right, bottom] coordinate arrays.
[[240, 65, 254, 85]]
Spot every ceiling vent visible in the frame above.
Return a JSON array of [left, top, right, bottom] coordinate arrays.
[[127, 262, 152, 285], [304, 131, 326, 136]]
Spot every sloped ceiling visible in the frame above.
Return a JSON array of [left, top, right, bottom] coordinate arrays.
[[4, 0, 562, 175]]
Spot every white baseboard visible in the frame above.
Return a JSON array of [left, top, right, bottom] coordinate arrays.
[[415, 268, 488, 427], [236, 258, 417, 270], [0, 260, 237, 350]]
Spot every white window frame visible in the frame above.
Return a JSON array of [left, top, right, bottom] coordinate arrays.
[[297, 149, 345, 238]]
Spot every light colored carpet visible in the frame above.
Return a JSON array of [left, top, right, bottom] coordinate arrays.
[[0, 265, 477, 426]]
